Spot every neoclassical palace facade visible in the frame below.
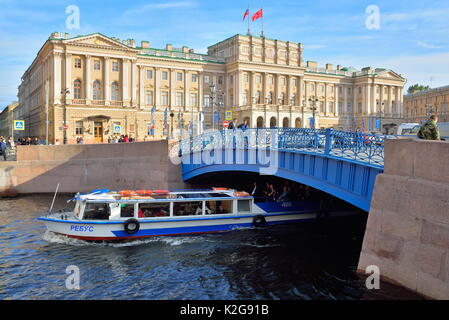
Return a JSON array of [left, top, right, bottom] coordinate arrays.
[[16, 32, 406, 144]]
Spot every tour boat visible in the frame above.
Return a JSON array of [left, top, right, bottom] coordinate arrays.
[[38, 188, 356, 241]]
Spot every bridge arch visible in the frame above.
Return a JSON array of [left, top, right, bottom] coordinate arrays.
[[180, 128, 385, 212]]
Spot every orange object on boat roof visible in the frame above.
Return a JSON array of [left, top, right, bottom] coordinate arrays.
[[213, 187, 229, 191], [119, 190, 135, 196], [135, 190, 153, 196], [234, 191, 250, 197]]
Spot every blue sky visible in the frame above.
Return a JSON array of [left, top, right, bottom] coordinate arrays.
[[1, 0, 449, 109]]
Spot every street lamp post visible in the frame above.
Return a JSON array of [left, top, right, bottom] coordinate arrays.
[[376, 101, 385, 133], [61, 88, 70, 144], [308, 98, 318, 129], [209, 83, 216, 130]]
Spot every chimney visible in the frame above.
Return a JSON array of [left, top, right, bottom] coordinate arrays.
[[166, 44, 173, 51], [307, 61, 317, 68], [182, 46, 189, 53], [141, 41, 150, 48], [326, 63, 333, 70]]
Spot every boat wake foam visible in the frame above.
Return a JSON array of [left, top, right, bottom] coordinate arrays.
[[42, 230, 203, 247]]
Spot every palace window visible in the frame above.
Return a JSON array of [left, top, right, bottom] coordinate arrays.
[[92, 80, 101, 100], [338, 102, 343, 113], [347, 102, 352, 113], [320, 85, 324, 93], [292, 78, 297, 87], [112, 61, 119, 72], [358, 103, 362, 114], [256, 75, 262, 84], [111, 82, 120, 101], [242, 90, 249, 105], [319, 101, 325, 112], [244, 73, 249, 83], [329, 102, 334, 113], [190, 93, 197, 106], [93, 60, 101, 71], [73, 79, 82, 99], [145, 90, 153, 106], [256, 91, 261, 104], [310, 84, 315, 91], [175, 92, 183, 106], [146, 70, 153, 80], [280, 77, 286, 86], [75, 121, 83, 135], [267, 92, 273, 104], [204, 75, 210, 83], [161, 91, 168, 105], [218, 76, 223, 85], [204, 94, 210, 107], [162, 71, 168, 80], [177, 72, 183, 81], [192, 74, 197, 83], [74, 58, 82, 69]]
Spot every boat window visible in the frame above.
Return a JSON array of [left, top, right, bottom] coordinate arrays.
[[120, 204, 135, 218], [237, 200, 251, 213], [205, 200, 233, 215], [173, 201, 203, 216], [83, 203, 110, 220], [138, 203, 170, 218]]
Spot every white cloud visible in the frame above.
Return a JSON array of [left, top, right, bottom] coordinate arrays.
[[417, 41, 446, 49]]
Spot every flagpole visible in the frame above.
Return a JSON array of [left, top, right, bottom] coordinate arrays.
[[247, 5, 251, 35], [261, 7, 264, 37]]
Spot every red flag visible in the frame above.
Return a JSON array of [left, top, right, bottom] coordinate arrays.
[[243, 9, 249, 21], [252, 9, 263, 21]]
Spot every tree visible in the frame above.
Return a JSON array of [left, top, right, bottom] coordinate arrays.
[[407, 84, 430, 94]]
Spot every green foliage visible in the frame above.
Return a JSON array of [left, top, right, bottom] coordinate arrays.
[[407, 84, 431, 94]]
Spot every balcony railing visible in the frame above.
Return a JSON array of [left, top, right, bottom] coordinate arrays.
[[139, 48, 226, 64], [110, 101, 123, 107], [91, 100, 105, 106], [72, 99, 86, 105]]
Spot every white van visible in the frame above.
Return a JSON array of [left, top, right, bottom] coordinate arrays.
[[397, 123, 420, 136], [437, 122, 449, 139]]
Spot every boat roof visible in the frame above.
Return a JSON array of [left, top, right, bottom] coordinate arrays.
[[73, 189, 251, 203]]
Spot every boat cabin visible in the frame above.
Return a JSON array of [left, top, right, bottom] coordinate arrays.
[[73, 190, 253, 221]]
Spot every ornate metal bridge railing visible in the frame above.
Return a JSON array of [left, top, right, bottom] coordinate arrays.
[[179, 128, 387, 168]]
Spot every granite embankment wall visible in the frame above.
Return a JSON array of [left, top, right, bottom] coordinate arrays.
[[0, 141, 187, 194], [358, 138, 449, 299]]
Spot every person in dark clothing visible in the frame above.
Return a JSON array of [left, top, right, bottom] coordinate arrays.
[[0, 138, 7, 161]]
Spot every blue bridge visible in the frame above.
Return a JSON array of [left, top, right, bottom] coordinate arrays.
[[179, 128, 385, 212]]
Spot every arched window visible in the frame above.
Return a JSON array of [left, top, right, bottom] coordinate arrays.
[[92, 80, 101, 100], [257, 116, 264, 128], [74, 79, 82, 99], [270, 117, 277, 128], [283, 117, 289, 128], [295, 117, 302, 128], [111, 82, 120, 101]]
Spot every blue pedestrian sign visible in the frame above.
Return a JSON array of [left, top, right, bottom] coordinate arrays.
[[113, 124, 122, 133], [14, 120, 25, 131]]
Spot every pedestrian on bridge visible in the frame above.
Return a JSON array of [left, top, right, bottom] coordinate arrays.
[[0, 138, 7, 161]]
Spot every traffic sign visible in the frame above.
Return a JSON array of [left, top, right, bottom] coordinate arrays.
[[225, 110, 233, 121], [63, 125, 69, 130], [14, 120, 25, 131], [113, 125, 122, 133], [223, 121, 230, 128]]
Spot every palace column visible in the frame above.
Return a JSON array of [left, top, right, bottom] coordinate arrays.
[[324, 83, 328, 116], [155, 67, 160, 108], [131, 60, 137, 107], [335, 85, 339, 116], [84, 55, 91, 102], [104, 57, 110, 105], [170, 68, 176, 110], [53, 52, 62, 104], [64, 53, 72, 101], [122, 58, 129, 105], [139, 65, 145, 107]]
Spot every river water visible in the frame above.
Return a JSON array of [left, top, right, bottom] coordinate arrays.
[[0, 194, 421, 300]]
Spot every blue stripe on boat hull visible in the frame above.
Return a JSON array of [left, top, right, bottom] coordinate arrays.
[[110, 219, 316, 238]]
